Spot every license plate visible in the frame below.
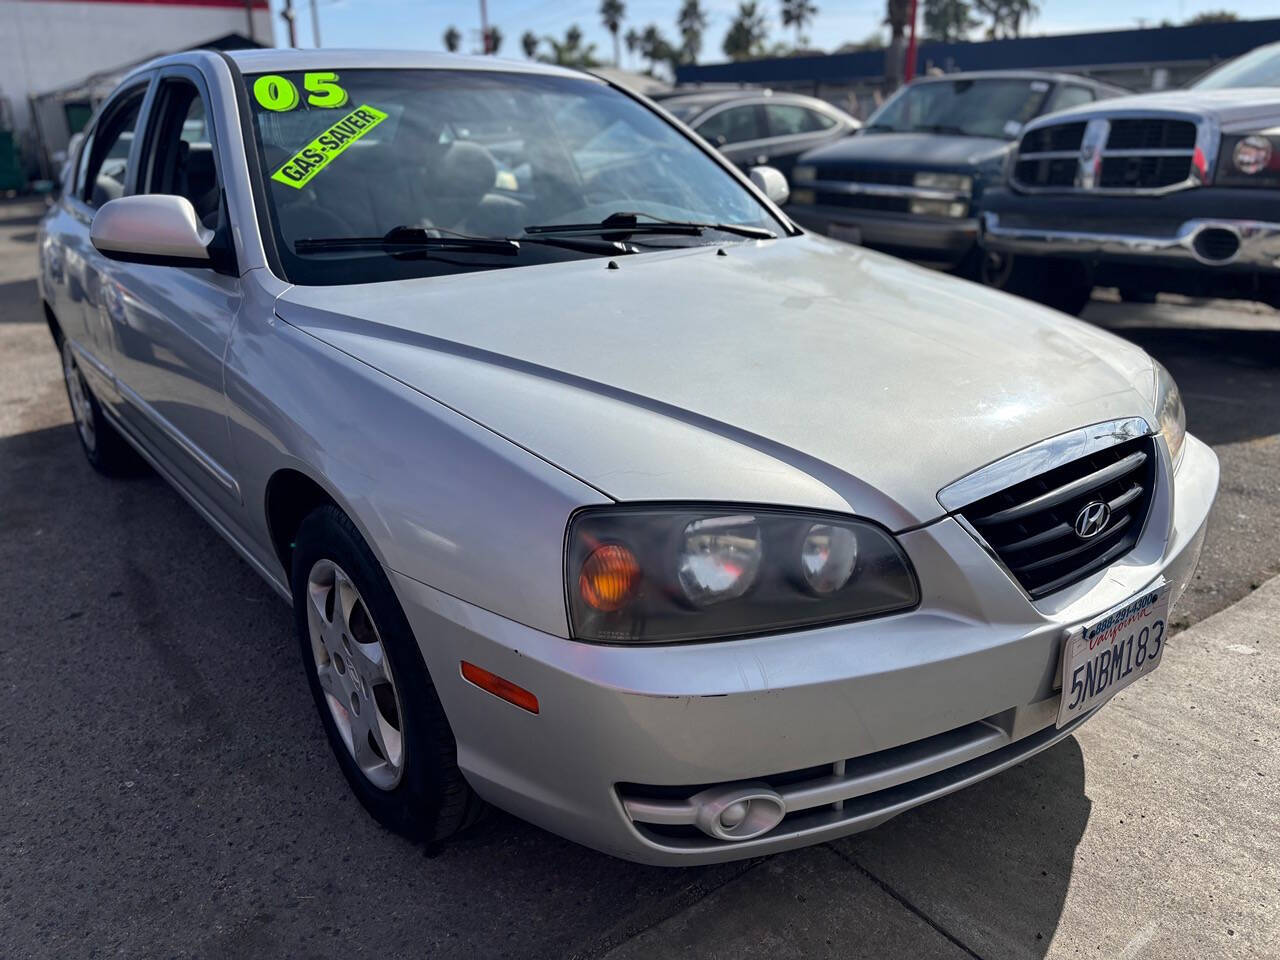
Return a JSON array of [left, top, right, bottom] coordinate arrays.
[[829, 223, 862, 245], [1057, 582, 1171, 727]]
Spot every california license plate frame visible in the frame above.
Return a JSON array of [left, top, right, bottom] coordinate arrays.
[[1057, 581, 1172, 727]]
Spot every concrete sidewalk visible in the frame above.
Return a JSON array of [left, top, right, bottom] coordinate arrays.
[[603, 577, 1280, 960]]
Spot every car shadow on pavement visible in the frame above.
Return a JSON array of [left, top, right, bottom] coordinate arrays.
[[1, 420, 1092, 960], [0, 277, 39, 322]]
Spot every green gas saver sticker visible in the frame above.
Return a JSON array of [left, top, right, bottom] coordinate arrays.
[[270, 104, 388, 189]]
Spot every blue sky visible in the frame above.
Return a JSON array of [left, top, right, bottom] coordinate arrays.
[[268, 0, 1279, 66]]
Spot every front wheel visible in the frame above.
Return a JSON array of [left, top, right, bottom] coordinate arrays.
[[292, 504, 483, 842], [60, 338, 145, 476]]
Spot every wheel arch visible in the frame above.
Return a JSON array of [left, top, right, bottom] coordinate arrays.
[[43, 301, 64, 347], [263, 467, 342, 578]]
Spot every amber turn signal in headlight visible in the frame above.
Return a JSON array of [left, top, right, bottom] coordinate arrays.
[[578, 543, 641, 612]]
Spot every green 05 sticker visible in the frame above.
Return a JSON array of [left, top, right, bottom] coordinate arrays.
[[253, 72, 350, 111]]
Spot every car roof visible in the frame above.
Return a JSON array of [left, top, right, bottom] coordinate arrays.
[[909, 69, 1117, 90], [221, 48, 591, 80], [662, 89, 826, 110]]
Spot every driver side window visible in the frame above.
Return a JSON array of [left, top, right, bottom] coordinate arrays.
[[141, 78, 224, 230]]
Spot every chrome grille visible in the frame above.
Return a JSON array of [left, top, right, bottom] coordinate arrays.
[[1012, 115, 1204, 195], [959, 435, 1156, 598], [815, 165, 914, 186]]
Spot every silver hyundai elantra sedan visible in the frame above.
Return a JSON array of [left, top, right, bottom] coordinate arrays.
[[38, 49, 1218, 865]]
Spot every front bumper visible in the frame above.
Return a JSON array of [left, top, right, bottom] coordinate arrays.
[[980, 186, 1280, 272], [392, 434, 1217, 865], [788, 204, 978, 267]]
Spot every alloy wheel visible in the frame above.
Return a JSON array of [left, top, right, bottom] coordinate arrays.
[[61, 341, 96, 454], [306, 559, 406, 790]]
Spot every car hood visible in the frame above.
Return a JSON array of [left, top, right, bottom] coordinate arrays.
[[801, 132, 1010, 171], [275, 236, 1156, 528], [1042, 87, 1280, 132]]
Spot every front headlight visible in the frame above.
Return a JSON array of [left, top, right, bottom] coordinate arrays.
[[1154, 361, 1186, 470], [913, 171, 973, 194], [792, 165, 817, 183], [566, 506, 919, 643]]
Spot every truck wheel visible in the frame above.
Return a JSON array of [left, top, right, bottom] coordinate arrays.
[[292, 504, 484, 843], [984, 254, 1094, 316], [1118, 287, 1157, 304]]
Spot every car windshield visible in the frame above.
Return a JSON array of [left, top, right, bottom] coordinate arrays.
[[865, 78, 1050, 140], [243, 68, 782, 285], [1192, 43, 1280, 89]]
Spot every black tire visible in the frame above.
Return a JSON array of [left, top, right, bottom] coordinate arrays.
[[982, 252, 1094, 316], [59, 338, 147, 476], [1118, 287, 1158, 304], [291, 504, 483, 843]]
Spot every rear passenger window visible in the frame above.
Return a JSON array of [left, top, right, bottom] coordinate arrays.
[[765, 104, 834, 136], [697, 106, 765, 145], [81, 93, 144, 208]]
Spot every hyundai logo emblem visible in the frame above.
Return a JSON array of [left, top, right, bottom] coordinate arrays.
[[1074, 501, 1111, 539]]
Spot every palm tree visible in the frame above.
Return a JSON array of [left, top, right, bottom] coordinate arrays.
[[638, 24, 675, 74], [521, 29, 540, 59], [443, 25, 461, 53], [544, 24, 602, 67], [600, 0, 626, 67], [780, 0, 818, 48], [677, 0, 708, 63], [973, 0, 1039, 38], [722, 2, 768, 60], [625, 27, 642, 66], [484, 25, 503, 54]]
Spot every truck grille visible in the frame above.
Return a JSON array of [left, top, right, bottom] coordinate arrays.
[[1012, 115, 1203, 194], [814, 165, 914, 186], [813, 189, 909, 214], [959, 435, 1156, 598]]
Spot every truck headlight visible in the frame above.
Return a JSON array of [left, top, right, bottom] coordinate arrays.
[[1216, 134, 1280, 186], [1232, 135, 1272, 175], [567, 506, 919, 643], [1154, 361, 1186, 470], [792, 165, 817, 183], [913, 172, 972, 194], [909, 199, 968, 217]]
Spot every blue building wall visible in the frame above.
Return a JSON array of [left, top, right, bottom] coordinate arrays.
[[674, 18, 1280, 85]]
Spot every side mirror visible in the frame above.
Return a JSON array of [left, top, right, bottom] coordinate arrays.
[[90, 195, 213, 267], [749, 165, 790, 207]]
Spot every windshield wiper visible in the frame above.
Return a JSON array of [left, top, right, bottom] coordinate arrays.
[[864, 123, 896, 132], [524, 211, 775, 241], [294, 226, 520, 256], [917, 124, 970, 136]]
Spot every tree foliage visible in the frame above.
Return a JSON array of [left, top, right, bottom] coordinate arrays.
[[973, 0, 1040, 39], [677, 0, 709, 63], [1186, 10, 1239, 23], [443, 26, 461, 53], [722, 2, 770, 60], [923, 0, 979, 42], [542, 24, 602, 67], [483, 26, 503, 54], [521, 29, 540, 58], [780, 0, 818, 47]]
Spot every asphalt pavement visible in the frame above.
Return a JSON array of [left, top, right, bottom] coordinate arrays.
[[1, 196, 1277, 959]]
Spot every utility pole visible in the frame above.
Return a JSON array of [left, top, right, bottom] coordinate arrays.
[[281, 0, 298, 48], [904, 0, 919, 83], [309, 0, 321, 46], [243, 0, 255, 41], [479, 0, 490, 53]]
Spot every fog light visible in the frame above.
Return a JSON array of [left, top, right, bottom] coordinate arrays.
[[690, 783, 786, 841], [790, 188, 816, 205]]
